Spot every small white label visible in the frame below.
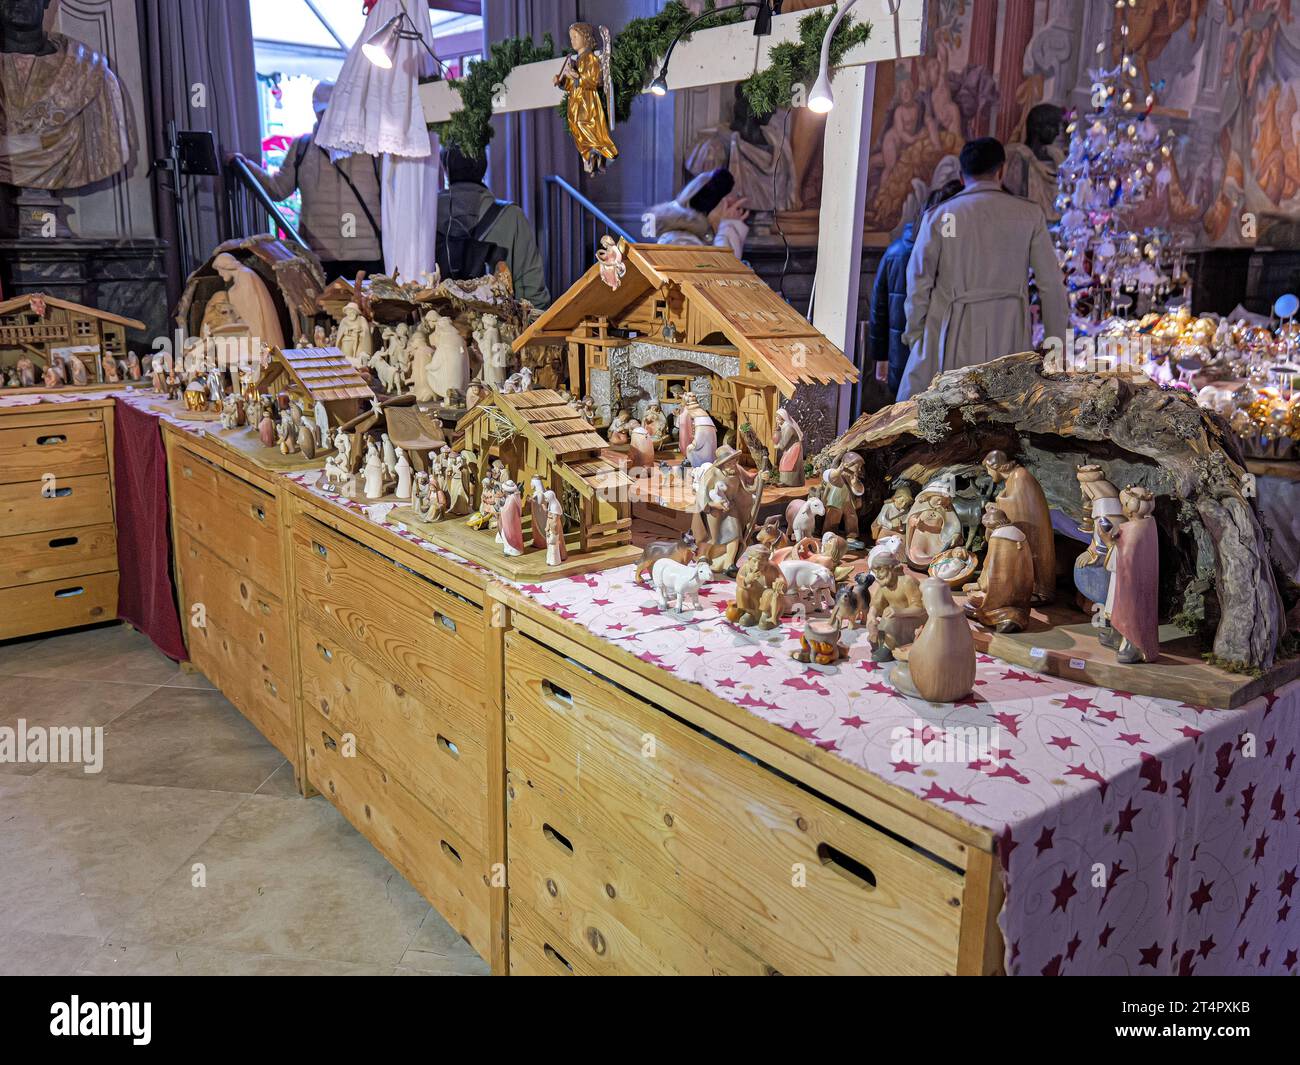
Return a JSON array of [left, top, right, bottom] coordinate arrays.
[[1069, 657, 1086, 671], [1030, 646, 1047, 659]]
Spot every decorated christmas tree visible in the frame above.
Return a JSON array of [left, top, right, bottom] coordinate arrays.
[[1054, 3, 1183, 325]]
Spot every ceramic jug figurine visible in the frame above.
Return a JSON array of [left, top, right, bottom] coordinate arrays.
[[963, 506, 1034, 632], [891, 578, 977, 703], [984, 450, 1056, 604]]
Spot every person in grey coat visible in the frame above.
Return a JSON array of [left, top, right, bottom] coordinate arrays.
[[234, 82, 385, 281], [896, 138, 1069, 401]]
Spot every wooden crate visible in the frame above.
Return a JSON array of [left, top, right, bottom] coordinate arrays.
[[304, 704, 493, 960], [298, 616, 491, 851], [0, 401, 117, 639], [174, 529, 296, 760]]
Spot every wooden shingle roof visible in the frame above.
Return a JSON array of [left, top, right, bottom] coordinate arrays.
[[260, 347, 374, 403], [0, 293, 145, 331], [456, 389, 614, 498], [512, 243, 857, 397]]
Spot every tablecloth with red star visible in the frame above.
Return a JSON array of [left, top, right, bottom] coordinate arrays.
[[516, 565, 1300, 976], [60, 392, 1297, 976]]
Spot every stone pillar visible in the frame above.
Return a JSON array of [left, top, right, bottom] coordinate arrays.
[[997, 0, 1038, 144]]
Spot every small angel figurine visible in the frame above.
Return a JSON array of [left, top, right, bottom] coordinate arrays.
[[554, 22, 618, 175], [597, 235, 626, 290]]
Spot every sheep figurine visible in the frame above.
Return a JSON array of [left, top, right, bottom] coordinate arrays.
[[651, 557, 714, 613]]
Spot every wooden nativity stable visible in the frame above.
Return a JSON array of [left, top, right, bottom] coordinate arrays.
[[455, 388, 634, 558], [0, 294, 144, 385], [257, 346, 375, 430], [512, 243, 858, 449]]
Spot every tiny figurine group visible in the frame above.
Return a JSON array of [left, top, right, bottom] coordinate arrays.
[[624, 442, 1164, 705]]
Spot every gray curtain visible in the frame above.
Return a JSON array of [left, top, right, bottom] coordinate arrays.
[[136, 0, 262, 304], [482, 0, 581, 216]]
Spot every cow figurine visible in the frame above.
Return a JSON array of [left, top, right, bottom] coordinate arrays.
[[651, 558, 714, 613]]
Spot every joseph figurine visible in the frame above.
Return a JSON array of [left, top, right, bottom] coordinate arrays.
[[0, 0, 129, 189], [984, 450, 1056, 604]]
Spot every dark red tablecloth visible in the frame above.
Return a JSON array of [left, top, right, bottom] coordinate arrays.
[[113, 396, 188, 661]]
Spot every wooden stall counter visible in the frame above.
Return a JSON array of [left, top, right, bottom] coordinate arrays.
[[146, 394, 1003, 977]]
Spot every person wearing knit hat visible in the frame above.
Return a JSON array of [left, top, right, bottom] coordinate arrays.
[[232, 80, 385, 281], [643, 168, 750, 259]]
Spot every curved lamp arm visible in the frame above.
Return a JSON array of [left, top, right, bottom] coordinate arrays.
[[648, 2, 767, 97], [808, 0, 860, 114]]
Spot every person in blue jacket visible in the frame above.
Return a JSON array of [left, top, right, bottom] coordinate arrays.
[[869, 179, 963, 396]]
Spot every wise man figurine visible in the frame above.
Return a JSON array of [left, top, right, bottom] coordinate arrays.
[[1096, 485, 1160, 664]]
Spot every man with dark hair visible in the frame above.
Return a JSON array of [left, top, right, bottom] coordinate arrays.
[[436, 144, 549, 308], [870, 179, 964, 395], [896, 136, 1068, 401]]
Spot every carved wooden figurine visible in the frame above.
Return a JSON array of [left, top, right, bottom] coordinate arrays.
[[497, 480, 525, 557], [427, 313, 470, 406], [726, 545, 780, 627], [635, 533, 697, 585], [789, 602, 848, 666], [865, 551, 926, 662], [554, 22, 618, 175], [772, 408, 805, 487], [820, 452, 866, 544], [903, 483, 962, 568], [872, 486, 914, 542], [544, 490, 568, 567], [984, 450, 1056, 604], [529, 476, 548, 550], [891, 578, 977, 703], [1096, 485, 1160, 664], [963, 506, 1034, 633]]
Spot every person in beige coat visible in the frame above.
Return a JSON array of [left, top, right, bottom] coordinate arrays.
[[234, 82, 384, 280], [897, 138, 1068, 401]]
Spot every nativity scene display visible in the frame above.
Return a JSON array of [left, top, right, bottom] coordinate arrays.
[[0, 294, 145, 390]]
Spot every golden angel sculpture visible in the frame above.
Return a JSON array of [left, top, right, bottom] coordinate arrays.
[[555, 22, 618, 175]]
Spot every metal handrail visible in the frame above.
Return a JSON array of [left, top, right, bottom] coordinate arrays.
[[228, 155, 310, 250], [544, 175, 634, 243]]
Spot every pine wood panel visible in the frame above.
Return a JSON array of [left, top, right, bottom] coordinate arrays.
[[298, 617, 490, 851], [0, 571, 117, 641], [505, 632, 966, 975], [0, 523, 116, 589], [507, 779, 773, 975], [507, 901, 594, 976], [170, 445, 284, 597], [291, 516, 487, 720], [0, 419, 108, 484], [175, 529, 295, 760], [304, 705, 492, 960], [0, 474, 113, 536]]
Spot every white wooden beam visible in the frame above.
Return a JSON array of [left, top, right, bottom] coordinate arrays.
[[418, 3, 924, 124]]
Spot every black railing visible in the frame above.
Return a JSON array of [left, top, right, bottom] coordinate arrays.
[[226, 156, 310, 250], [541, 175, 635, 296]]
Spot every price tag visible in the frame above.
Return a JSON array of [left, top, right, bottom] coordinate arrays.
[[1030, 647, 1047, 660], [1069, 658, 1086, 671]]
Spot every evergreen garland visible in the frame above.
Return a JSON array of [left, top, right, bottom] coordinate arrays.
[[436, 3, 871, 159], [434, 33, 557, 158], [740, 7, 872, 118]]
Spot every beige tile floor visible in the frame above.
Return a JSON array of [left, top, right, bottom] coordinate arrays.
[[0, 623, 488, 977]]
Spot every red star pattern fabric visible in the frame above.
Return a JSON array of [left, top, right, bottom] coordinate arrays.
[[76, 389, 1299, 978]]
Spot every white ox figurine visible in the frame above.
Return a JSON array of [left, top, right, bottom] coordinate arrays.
[[652, 558, 714, 613]]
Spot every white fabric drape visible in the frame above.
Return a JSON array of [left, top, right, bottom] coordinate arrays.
[[315, 0, 441, 280], [316, 0, 432, 159]]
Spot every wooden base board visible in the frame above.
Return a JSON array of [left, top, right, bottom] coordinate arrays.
[[386, 505, 641, 581], [152, 403, 222, 422], [966, 601, 1300, 709]]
